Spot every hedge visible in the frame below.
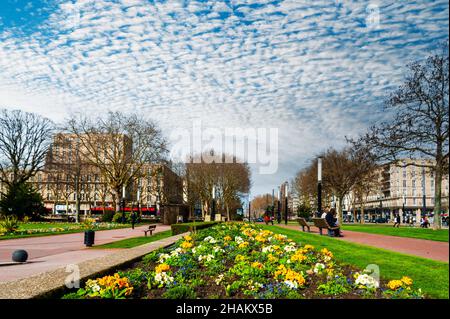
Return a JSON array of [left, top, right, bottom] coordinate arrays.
[[171, 221, 220, 235]]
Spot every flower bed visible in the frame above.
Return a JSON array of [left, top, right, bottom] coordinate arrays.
[[0, 222, 125, 237], [63, 223, 424, 299]]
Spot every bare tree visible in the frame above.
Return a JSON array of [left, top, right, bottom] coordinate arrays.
[[0, 109, 54, 191], [186, 151, 251, 220], [351, 44, 449, 229], [66, 111, 168, 211]]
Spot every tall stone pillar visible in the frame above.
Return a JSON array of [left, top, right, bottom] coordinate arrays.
[[416, 209, 421, 226]]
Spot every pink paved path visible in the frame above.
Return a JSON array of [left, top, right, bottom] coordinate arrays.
[[277, 224, 449, 262], [0, 224, 170, 283]]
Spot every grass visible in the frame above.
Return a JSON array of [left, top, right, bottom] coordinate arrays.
[[287, 220, 449, 242], [262, 225, 449, 299], [341, 224, 449, 242], [0, 222, 131, 240], [92, 230, 173, 249]]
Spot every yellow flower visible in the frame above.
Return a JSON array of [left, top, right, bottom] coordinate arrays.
[[303, 244, 314, 251], [401, 276, 413, 286], [181, 241, 193, 249], [235, 254, 246, 262], [224, 236, 232, 241], [255, 235, 267, 243], [290, 250, 307, 262], [268, 254, 278, 262], [284, 269, 306, 287], [155, 263, 170, 273], [251, 261, 264, 269], [183, 235, 193, 241], [274, 264, 287, 279], [238, 241, 249, 248], [387, 280, 403, 291]]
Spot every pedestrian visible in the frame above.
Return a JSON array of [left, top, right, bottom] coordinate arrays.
[[131, 211, 137, 229], [263, 213, 270, 225], [393, 214, 401, 228]]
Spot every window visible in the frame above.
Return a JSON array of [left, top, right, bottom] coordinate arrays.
[[412, 180, 416, 188], [403, 180, 407, 188]]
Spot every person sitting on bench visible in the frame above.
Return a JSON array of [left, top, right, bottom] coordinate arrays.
[[325, 208, 343, 237]]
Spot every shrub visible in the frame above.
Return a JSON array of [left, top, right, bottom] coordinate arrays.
[[162, 285, 197, 299], [112, 212, 141, 223], [101, 211, 115, 222], [171, 221, 219, 235], [0, 215, 19, 233], [0, 182, 47, 220]]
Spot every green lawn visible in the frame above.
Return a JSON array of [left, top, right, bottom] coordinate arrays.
[[262, 225, 449, 299], [287, 221, 449, 242], [0, 222, 131, 240], [92, 230, 173, 249], [341, 224, 449, 242]]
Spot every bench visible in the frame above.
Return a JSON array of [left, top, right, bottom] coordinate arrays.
[[143, 225, 157, 236], [312, 218, 339, 236], [297, 217, 310, 232]]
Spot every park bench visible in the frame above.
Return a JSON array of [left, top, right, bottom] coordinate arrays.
[[143, 225, 157, 236], [297, 217, 311, 232], [312, 218, 339, 236]]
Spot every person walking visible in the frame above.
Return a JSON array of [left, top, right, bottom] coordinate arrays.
[[131, 211, 137, 230], [393, 214, 401, 228]]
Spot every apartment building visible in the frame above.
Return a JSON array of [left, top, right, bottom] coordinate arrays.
[[2, 133, 184, 215], [343, 159, 449, 223]]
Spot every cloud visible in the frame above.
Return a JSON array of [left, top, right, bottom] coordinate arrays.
[[0, 0, 448, 197]]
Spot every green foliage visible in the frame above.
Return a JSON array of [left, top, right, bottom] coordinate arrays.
[[101, 211, 115, 222], [61, 292, 84, 299], [0, 215, 19, 233], [0, 183, 47, 220], [171, 221, 219, 235], [296, 203, 312, 220], [162, 285, 197, 299], [317, 276, 350, 295]]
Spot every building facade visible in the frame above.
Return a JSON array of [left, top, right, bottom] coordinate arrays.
[[1, 133, 183, 216], [343, 159, 449, 223]]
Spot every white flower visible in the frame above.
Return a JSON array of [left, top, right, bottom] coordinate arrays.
[[198, 254, 214, 262], [262, 246, 274, 253], [235, 236, 244, 244], [283, 244, 297, 252], [313, 263, 326, 274], [154, 272, 174, 285], [215, 274, 224, 285], [203, 236, 217, 244], [355, 274, 379, 289], [158, 253, 171, 263], [213, 246, 224, 253], [284, 280, 298, 289]]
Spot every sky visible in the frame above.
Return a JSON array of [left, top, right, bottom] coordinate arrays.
[[0, 0, 449, 199]]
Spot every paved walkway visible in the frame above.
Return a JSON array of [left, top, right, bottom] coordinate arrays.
[[0, 224, 170, 283], [277, 224, 449, 262]]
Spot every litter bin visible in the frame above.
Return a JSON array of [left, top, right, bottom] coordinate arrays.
[[84, 230, 95, 247]]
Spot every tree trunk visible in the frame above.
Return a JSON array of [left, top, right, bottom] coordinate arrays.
[[360, 204, 365, 224], [114, 188, 121, 212], [337, 196, 344, 225], [226, 204, 230, 221], [433, 165, 442, 230]]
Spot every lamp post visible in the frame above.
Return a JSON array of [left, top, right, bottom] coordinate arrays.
[[317, 157, 323, 217], [248, 200, 251, 222], [422, 169, 426, 217], [284, 182, 289, 225], [211, 185, 216, 221], [277, 187, 281, 223], [402, 194, 406, 223], [121, 185, 126, 224], [271, 189, 275, 219]]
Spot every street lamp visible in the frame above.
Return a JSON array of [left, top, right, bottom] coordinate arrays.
[[121, 185, 126, 224], [317, 157, 323, 217], [212, 185, 216, 221], [422, 169, 426, 217], [284, 182, 289, 225], [277, 187, 281, 223]]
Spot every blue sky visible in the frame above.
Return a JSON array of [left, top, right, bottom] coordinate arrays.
[[0, 0, 449, 198]]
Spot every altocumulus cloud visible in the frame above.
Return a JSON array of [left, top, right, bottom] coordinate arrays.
[[0, 0, 448, 196]]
